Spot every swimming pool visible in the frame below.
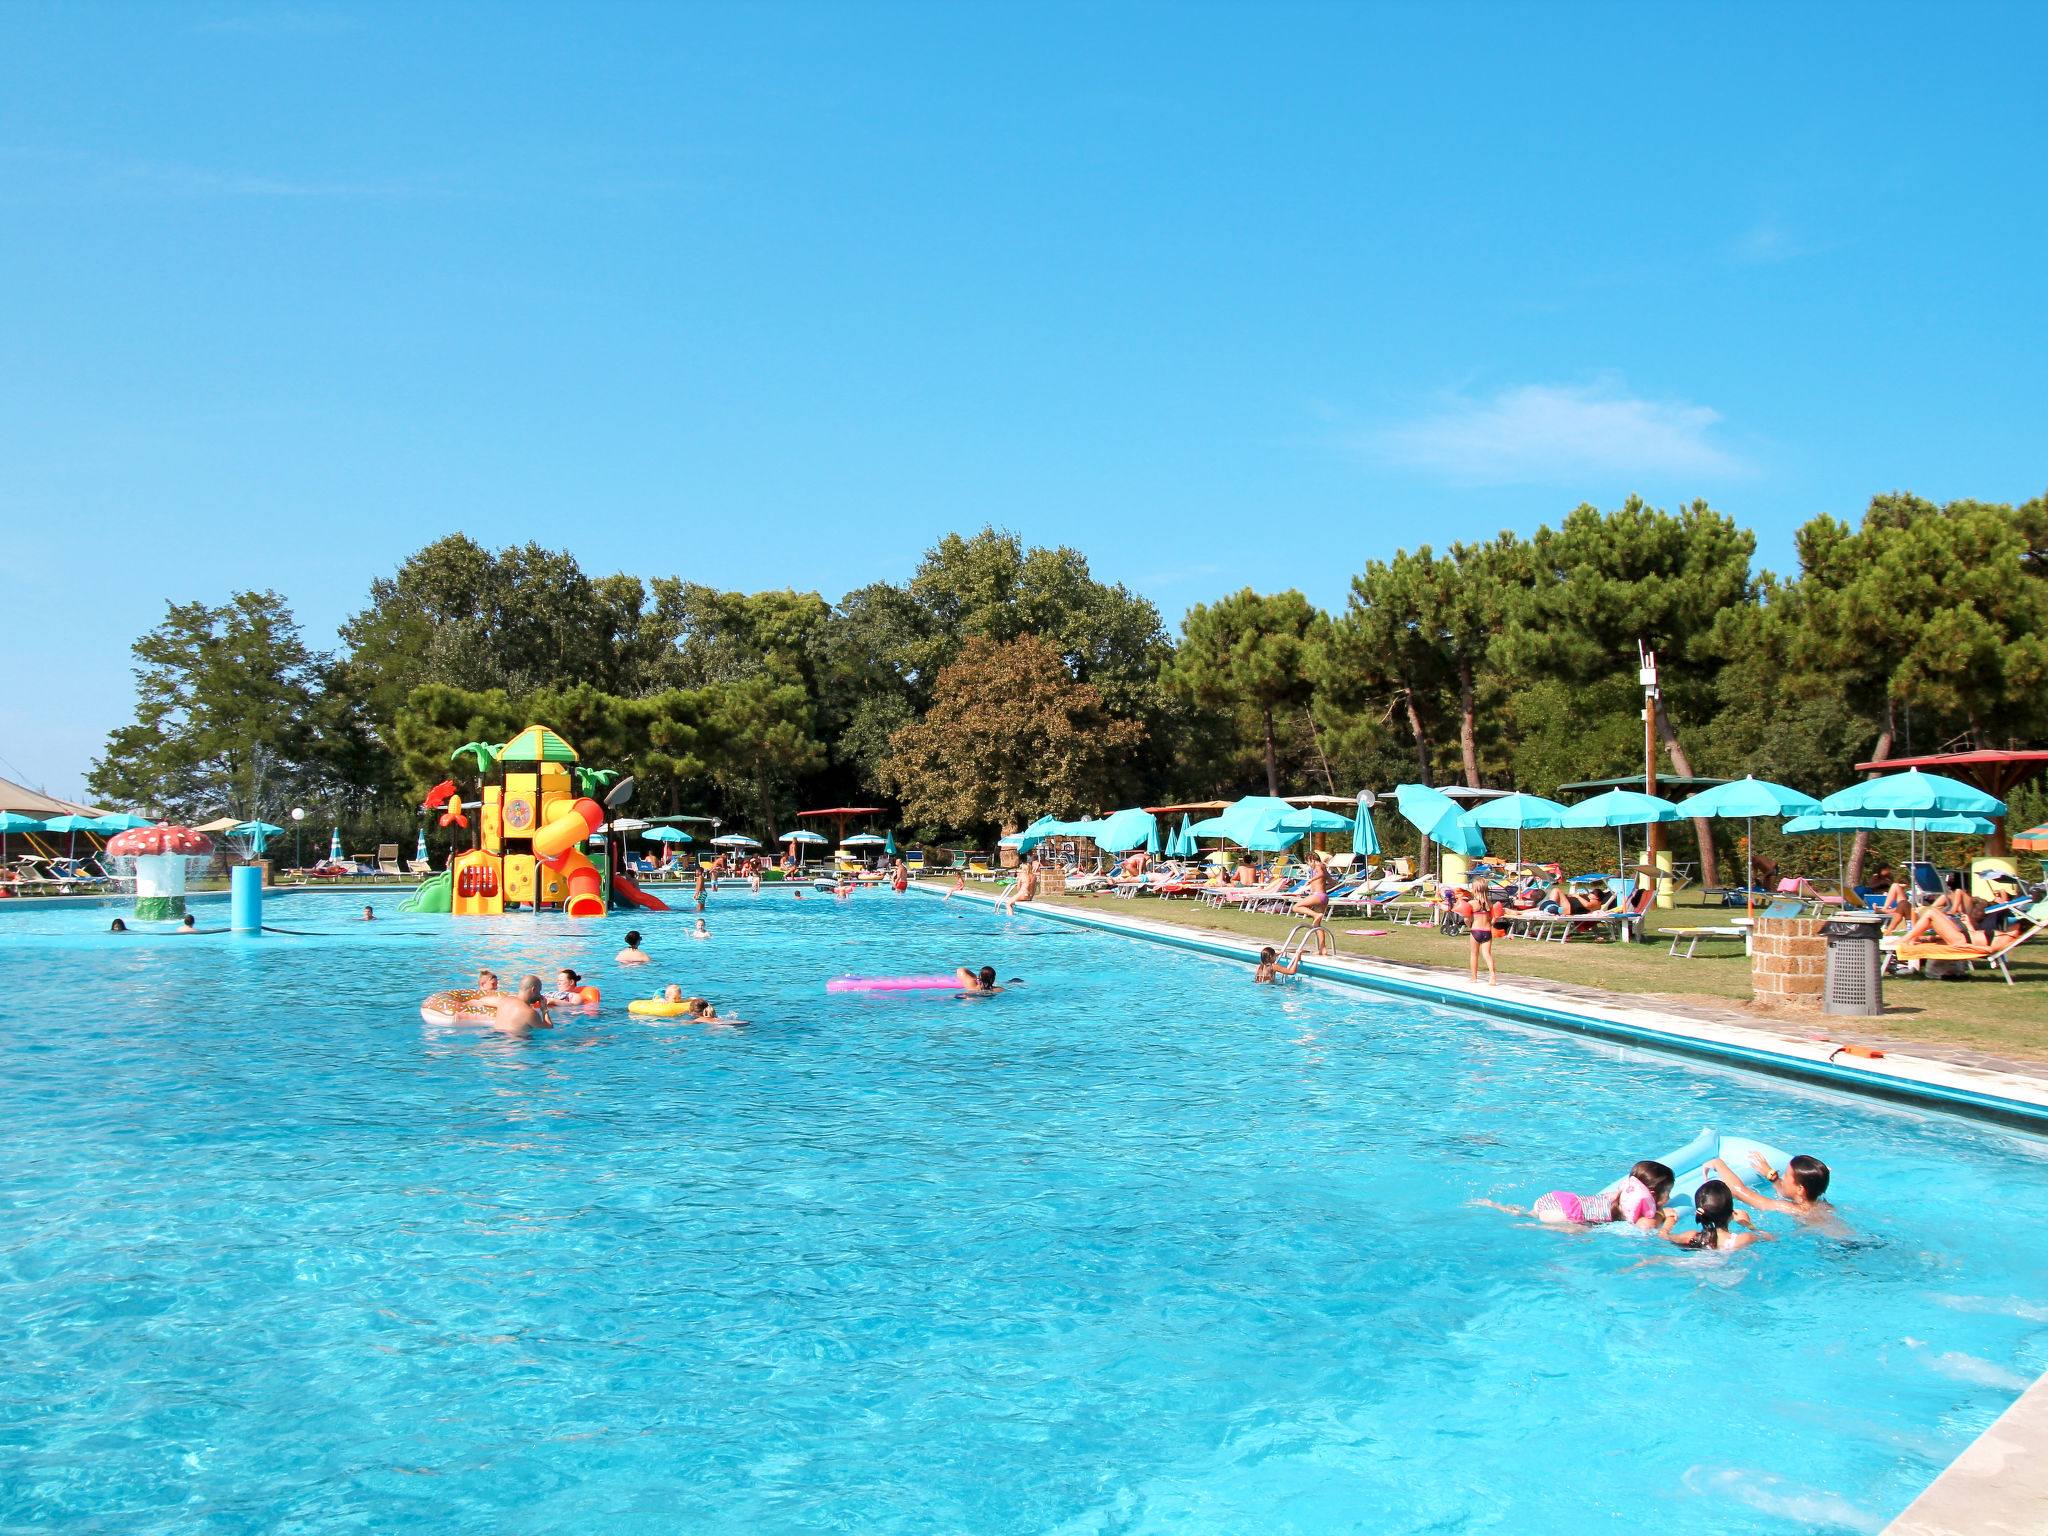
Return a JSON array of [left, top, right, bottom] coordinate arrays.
[[3, 889, 2044, 1533]]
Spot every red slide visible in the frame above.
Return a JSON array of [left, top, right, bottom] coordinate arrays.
[[612, 872, 672, 912]]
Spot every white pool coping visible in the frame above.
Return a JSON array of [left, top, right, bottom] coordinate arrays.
[[919, 883, 2048, 1532]]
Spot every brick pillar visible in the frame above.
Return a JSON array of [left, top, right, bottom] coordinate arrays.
[[1750, 916, 1827, 1009]]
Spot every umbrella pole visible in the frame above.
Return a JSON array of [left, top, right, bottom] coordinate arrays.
[[1746, 816, 1754, 922]]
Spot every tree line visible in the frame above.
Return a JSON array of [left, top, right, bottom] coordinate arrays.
[[90, 490, 2048, 884]]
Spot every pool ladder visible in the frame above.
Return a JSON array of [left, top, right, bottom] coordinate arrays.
[[1278, 922, 1332, 964]]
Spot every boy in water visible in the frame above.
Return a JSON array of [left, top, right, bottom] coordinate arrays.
[[691, 918, 710, 939], [616, 931, 650, 966], [476, 968, 501, 995], [487, 975, 554, 1038], [1703, 1152, 1835, 1224]]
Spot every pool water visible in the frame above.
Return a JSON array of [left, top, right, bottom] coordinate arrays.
[[3, 889, 2045, 1533]]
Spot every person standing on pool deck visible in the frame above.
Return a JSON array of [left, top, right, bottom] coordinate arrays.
[[1288, 855, 1332, 923], [1463, 881, 1505, 985], [487, 976, 554, 1038], [616, 931, 650, 966]]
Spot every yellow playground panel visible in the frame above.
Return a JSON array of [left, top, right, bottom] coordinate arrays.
[[447, 725, 606, 917]]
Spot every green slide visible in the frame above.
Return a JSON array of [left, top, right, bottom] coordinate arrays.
[[401, 870, 453, 914]]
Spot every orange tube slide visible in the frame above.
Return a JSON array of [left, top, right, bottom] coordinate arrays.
[[535, 798, 608, 916]]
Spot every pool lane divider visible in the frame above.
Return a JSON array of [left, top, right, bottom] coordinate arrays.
[[915, 884, 2048, 1135]]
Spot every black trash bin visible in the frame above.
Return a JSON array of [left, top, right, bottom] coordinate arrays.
[[1821, 912, 1884, 1016]]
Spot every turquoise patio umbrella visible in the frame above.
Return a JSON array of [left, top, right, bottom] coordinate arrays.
[[415, 828, 430, 868], [233, 820, 286, 857], [0, 810, 43, 865], [1456, 792, 1568, 872], [1560, 789, 1681, 885], [1278, 805, 1349, 862], [89, 813, 154, 832], [1393, 784, 1487, 861], [643, 826, 691, 842], [328, 827, 344, 863], [1350, 794, 1381, 859], [1093, 807, 1162, 855], [42, 813, 102, 864], [1821, 769, 2004, 818], [1673, 776, 1823, 907], [884, 828, 897, 856], [1173, 814, 1195, 858]]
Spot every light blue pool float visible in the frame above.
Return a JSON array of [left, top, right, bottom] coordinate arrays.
[[1602, 1126, 1796, 1208]]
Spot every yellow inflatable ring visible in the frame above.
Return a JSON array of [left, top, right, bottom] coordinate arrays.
[[628, 998, 692, 1017]]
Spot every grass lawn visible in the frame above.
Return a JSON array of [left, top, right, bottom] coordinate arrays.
[[942, 883, 2048, 1068]]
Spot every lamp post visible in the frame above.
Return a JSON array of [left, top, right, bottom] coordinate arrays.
[[291, 807, 304, 871]]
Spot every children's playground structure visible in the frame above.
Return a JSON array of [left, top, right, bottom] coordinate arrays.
[[402, 725, 668, 917]]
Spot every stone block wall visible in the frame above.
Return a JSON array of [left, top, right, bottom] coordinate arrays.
[[1751, 916, 1827, 1008]]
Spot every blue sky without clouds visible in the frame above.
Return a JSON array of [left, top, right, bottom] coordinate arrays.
[[3, 5, 2044, 799]]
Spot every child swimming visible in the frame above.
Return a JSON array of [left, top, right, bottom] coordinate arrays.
[[1480, 1160, 1674, 1230], [1253, 946, 1301, 983], [1660, 1178, 1769, 1251]]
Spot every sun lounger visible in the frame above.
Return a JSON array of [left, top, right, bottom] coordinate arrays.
[[1665, 925, 1746, 958], [1885, 906, 2046, 986]]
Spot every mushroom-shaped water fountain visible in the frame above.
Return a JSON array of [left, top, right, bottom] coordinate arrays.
[[106, 824, 216, 921]]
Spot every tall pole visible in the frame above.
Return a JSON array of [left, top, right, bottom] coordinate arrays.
[[1640, 642, 1669, 916]]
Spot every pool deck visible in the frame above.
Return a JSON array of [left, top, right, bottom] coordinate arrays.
[[918, 882, 2048, 1533]]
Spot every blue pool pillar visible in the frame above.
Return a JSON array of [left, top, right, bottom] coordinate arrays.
[[230, 864, 264, 934]]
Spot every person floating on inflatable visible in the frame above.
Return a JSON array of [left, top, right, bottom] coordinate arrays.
[[546, 968, 600, 1006], [1478, 1160, 1675, 1231]]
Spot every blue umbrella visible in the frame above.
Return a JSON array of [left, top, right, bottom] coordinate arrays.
[[1174, 814, 1195, 858], [1092, 807, 1162, 854], [1456, 792, 1568, 870], [643, 826, 692, 843], [1561, 789, 1681, 884], [884, 829, 897, 856], [1394, 785, 1487, 860], [1821, 769, 2004, 818], [1350, 795, 1381, 859], [415, 828, 430, 869], [89, 813, 154, 832], [1784, 811, 1996, 836], [328, 827, 343, 863], [1672, 776, 1823, 909]]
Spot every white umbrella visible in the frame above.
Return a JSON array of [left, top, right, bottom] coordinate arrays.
[[710, 834, 759, 847]]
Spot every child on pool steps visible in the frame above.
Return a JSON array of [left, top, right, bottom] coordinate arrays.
[[1478, 1159, 1675, 1231]]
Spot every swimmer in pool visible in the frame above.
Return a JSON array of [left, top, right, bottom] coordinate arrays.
[[486, 975, 554, 1038], [691, 918, 710, 939], [687, 996, 743, 1024], [546, 968, 590, 1005], [1477, 1161, 1674, 1231], [1704, 1152, 1836, 1226], [476, 968, 501, 996], [1659, 1179, 1768, 1251], [1253, 945, 1300, 983], [955, 965, 1001, 993], [176, 914, 197, 933], [361, 906, 375, 921], [109, 918, 128, 933], [616, 930, 650, 966]]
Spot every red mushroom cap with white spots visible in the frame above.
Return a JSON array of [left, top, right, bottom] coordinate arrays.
[[105, 825, 215, 858]]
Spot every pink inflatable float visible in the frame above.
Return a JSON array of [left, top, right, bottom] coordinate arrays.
[[825, 974, 962, 993]]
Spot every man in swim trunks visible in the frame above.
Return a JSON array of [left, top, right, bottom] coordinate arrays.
[[955, 965, 1001, 993], [616, 931, 650, 966], [487, 975, 554, 1038], [362, 906, 375, 920]]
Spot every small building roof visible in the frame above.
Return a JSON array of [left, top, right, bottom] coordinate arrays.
[[0, 774, 108, 818], [1853, 750, 2048, 798], [500, 725, 579, 763]]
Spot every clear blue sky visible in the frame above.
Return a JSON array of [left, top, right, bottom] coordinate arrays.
[[4, 5, 2044, 800]]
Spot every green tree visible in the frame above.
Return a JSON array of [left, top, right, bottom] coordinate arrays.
[[1499, 497, 1756, 885], [89, 591, 330, 820], [701, 665, 827, 841], [1759, 490, 2048, 873], [1171, 589, 1326, 796], [885, 634, 1145, 836]]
